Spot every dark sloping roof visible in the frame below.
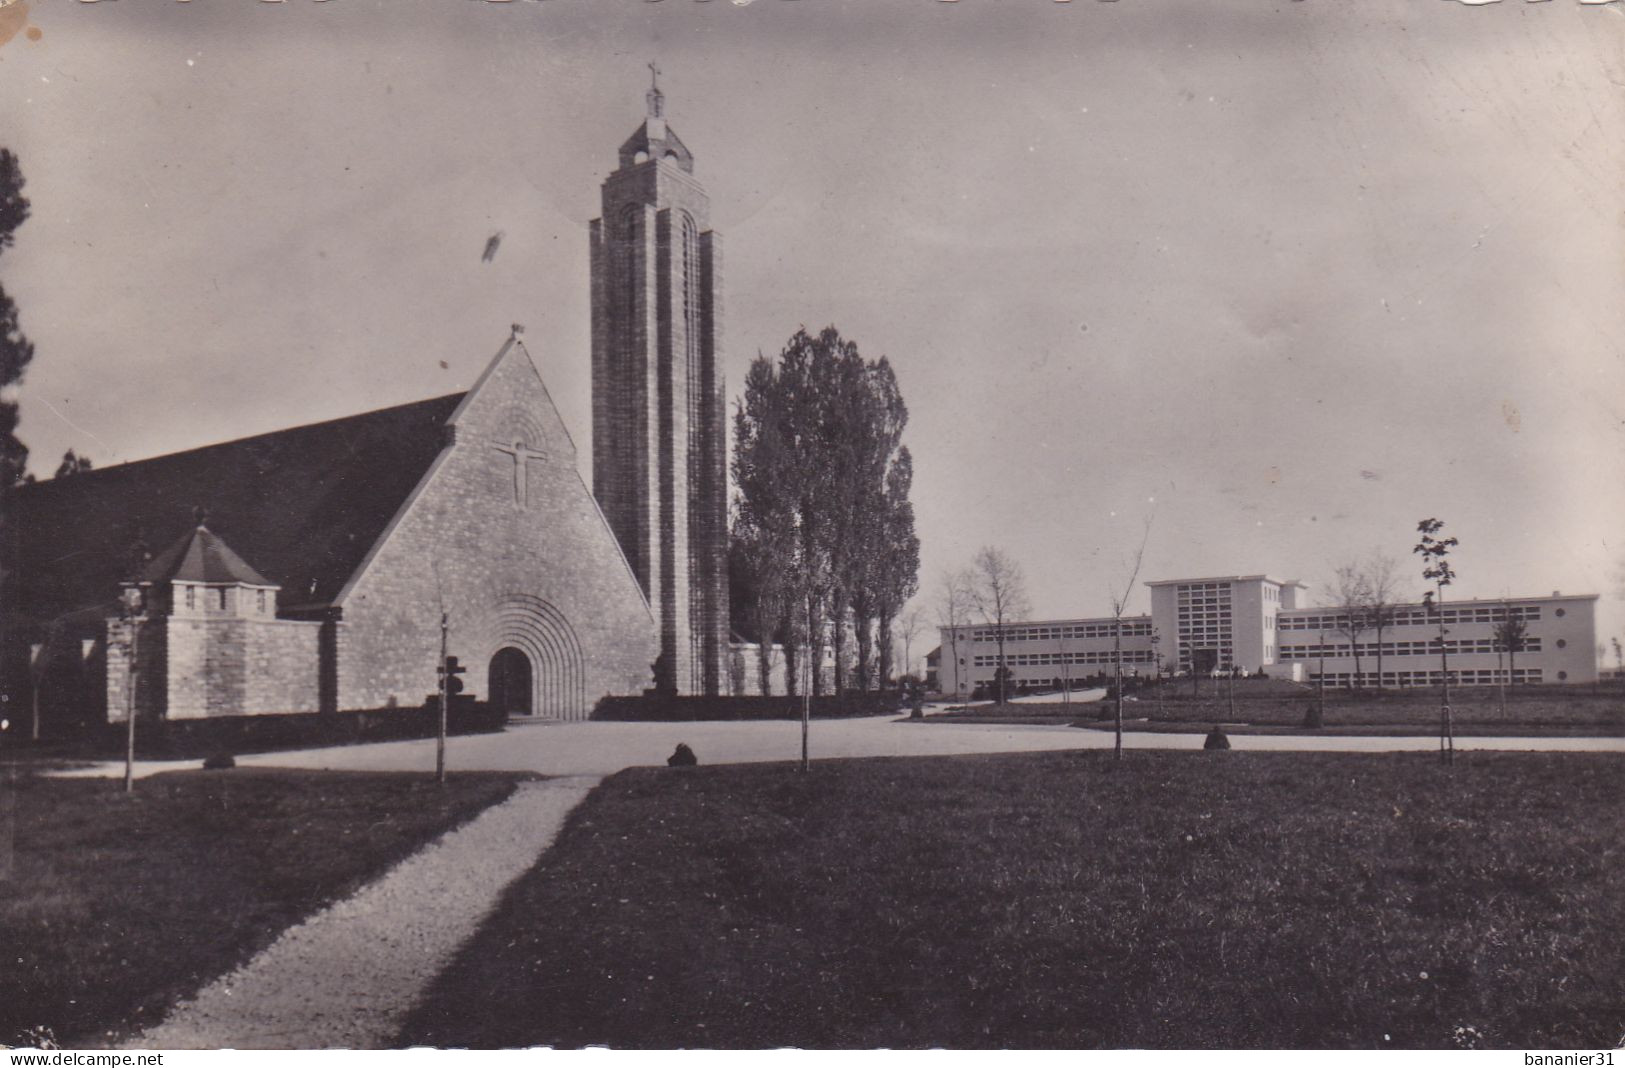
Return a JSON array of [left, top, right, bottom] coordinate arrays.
[[141, 524, 276, 587], [9, 393, 464, 630]]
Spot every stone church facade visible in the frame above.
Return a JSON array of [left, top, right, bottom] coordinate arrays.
[[4, 335, 660, 731], [332, 338, 661, 716], [3, 80, 765, 730]]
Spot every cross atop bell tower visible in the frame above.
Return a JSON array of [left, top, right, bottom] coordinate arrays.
[[588, 74, 728, 697], [614, 64, 693, 174], [646, 62, 664, 123]]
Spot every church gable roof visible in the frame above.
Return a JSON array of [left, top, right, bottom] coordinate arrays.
[[10, 392, 465, 630], [141, 524, 276, 588], [444, 334, 580, 464]]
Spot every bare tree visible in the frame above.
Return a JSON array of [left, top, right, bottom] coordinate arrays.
[[1149, 627, 1165, 717], [1363, 550, 1404, 690], [968, 547, 1030, 705], [895, 601, 926, 682], [936, 568, 976, 702], [1328, 550, 1405, 690], [1493, 601, 1527, 689], [1330, 564, 1372, 689], [1107, 516, 1153, 762]]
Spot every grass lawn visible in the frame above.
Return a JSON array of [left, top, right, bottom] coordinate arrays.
[[401, 749, 1624, 1049], [0, 767, 529, 1048], [937, 682, 1624, 735]]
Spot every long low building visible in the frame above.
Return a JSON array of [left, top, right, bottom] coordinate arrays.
[[936, 574, 1599, 696]]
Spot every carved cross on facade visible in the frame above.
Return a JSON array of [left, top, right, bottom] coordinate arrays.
[[492, 440, 547, 506]]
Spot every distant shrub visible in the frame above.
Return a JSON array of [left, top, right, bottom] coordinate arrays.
[[593, 692, 901, 722]]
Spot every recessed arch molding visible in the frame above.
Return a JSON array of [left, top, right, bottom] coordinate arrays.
[[468, 594, 586, 720]]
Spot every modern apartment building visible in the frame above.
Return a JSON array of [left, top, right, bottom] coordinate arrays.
[[935, 573, 1598, 696]]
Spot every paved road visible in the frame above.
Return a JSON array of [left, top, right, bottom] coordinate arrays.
[[60, 715, 1625, 780]]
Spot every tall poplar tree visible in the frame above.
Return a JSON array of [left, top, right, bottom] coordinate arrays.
[[1, 148, 34, 488], [873, 446, 919, 688], [732, 326, 917, 698]]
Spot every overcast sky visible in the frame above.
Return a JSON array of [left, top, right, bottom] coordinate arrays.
[[4, 0, 1623, 651]]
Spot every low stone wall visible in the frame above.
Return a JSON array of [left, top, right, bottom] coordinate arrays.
[[86, 699, 505, 760], [729, 642, 789, 696], [167, 617, 323, 718], [592, 692, 903, 722], [105, 617, 167, 722], [242, 619, 324, 715], [107, 616, 325, 722]]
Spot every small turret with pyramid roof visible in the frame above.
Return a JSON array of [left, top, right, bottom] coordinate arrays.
[[131, 508, 281, 620], [107, 508, 306, 722]]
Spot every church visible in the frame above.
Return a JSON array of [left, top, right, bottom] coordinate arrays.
[[1, 77, 732, 734]]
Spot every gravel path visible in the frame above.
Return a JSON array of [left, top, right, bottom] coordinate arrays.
[[131, 775, 599, 1050]]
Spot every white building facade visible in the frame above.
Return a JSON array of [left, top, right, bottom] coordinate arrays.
[[936, 573, 1599, 696]]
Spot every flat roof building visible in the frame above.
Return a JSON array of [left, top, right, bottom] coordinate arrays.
[[935, 573, 1598, 697]]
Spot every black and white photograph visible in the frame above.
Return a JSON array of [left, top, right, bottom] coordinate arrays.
[[1, 0, 1622, 1053]]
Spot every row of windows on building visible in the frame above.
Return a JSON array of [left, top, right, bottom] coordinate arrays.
[[1279, 637, 1545, 660], [1177, 585, 1233, 662], [179, 585, 273, 614], [1309, 668, 1548, 686], [1277, 605, 1543, 631], [972, 649, 1158, 668], [960, 621, 1154, 643], [984, 675, 1156, 691]]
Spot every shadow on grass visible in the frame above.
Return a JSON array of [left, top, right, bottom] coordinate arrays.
[[401, 749, 1625, 1050], [0, 767, 531, 1048]]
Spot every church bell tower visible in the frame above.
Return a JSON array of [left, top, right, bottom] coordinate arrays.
[[589, 68, 729, 696]]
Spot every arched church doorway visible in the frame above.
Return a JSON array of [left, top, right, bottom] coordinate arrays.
[[488, 647, 533, 717], [476, 594, 588, 720]]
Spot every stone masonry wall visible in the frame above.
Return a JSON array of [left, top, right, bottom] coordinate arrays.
[[337, 341, 659, 719], [593, 156, 729, 695], [105, 616, 166, 722], [165, 617, 322, 719], [729, 642, 789, 696], [241, 619, 323, 714]]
